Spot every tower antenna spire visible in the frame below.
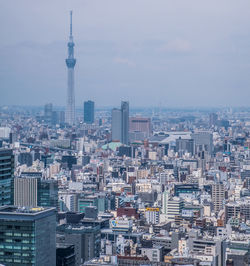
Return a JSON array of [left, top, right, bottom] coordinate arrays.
[[66, 10, 76, 126], [70, 10, 73, 37]]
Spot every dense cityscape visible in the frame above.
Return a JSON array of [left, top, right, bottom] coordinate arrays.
[[1, 4, 250, 266]]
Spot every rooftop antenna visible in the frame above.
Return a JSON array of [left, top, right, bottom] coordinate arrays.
[[70, 10, 73, 38]]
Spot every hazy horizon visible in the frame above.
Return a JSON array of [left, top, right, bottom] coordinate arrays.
[[1, 0, 250, 107]]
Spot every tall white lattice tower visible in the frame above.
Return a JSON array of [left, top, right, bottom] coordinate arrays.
[[65, 11, 76, 125]]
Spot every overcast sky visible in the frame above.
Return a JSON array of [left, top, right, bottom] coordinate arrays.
[[1, 0, 250, 108]]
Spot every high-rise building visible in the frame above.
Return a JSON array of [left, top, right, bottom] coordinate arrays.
[[65, 11, 76, 126], [0, 149, 14, 206], [44, 103, 53, 123], [111, 101, 129, 144], [14, 174, 58, 209], [14, 176, 39, 207], [121, 101, 129, 145], [0, 206, 56, 266], [111, 108, 122, 142], [129, 117, 152, 142], [39, 179, 58, 208], [176, 138, 195, 156], [84, 100, 95, 124], [57, 224, 101, 265], [212, 183, 225, 214], [161, 191, 184, 222], [129, 117, 151, 134], [191, 131, 213, 155]]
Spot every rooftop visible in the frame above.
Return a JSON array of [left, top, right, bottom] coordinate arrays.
[[0, 206, 52, 214], [0, 206, 56, 220]]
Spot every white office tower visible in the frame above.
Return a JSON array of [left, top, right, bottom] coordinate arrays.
[[160, 190, 184, 223]]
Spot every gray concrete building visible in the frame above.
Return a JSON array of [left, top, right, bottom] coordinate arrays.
[[121, 101, 129, 145], [111, 108, 122, 142], [191, 131, 213, 155]]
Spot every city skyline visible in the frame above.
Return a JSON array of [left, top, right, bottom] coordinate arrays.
[[1, 0, 250, 108], [2, 2, 250, 265]]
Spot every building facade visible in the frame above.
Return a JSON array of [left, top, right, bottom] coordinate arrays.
[[111, 101, 129, 144], [129, 117, 151, 142], [121, 101, 129, 145], [111, 108, 122, 142], [57, 224, 101, 265], [212, 183, 225, 214], [0, 206, 56, 266], [84, 100, 95, 124], [14, 175, 58, 209], [191, 131, 213, 155]]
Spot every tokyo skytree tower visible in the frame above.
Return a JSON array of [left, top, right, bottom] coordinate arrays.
[[65, 11, 76, 125]]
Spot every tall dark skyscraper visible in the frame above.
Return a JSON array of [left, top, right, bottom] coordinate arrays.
[[121, 101, 129, 145], [84, 100, 95, 124], [0, 149, 14, 206], [65, 11, 76, 126]]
